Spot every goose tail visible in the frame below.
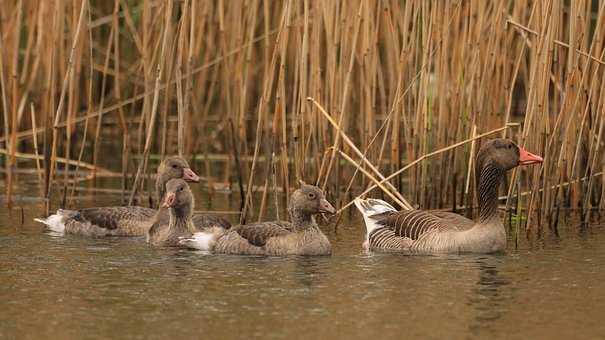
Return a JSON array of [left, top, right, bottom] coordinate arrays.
[[179, 232, 218, 251], [34, 209, 76, 233], [353, 198, 396, 238]]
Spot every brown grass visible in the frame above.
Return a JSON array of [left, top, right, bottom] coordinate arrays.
[[1, 1, 605, 227]]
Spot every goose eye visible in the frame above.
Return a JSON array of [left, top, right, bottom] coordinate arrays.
[[508, 143, 512, 149], [178, 186, 184, 192], [172, 164, 178, 169], [308, 193, 316, 199]]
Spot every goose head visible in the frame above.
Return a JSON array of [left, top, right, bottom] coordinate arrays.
[[476, 138, 543, 172], [289, 184, 336, 216], [156, 157, 200, 202], [158, 156, 200, 183], [162, 179, 194, 217]]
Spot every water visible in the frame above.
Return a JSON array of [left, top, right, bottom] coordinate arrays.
[[1, 186, 605, 339]]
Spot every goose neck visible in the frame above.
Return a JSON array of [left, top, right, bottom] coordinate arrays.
[[288, 208, 314, 230], [155, 175, 167, 207], [476, 161, 504, 223], [169, 206, 194, 233]]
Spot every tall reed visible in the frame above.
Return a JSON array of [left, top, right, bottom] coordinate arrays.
[[0, 1, 604, 227]]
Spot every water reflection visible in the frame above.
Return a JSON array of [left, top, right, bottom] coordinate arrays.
[[293, 257, 328, 288], [467, 256, 512, 336]]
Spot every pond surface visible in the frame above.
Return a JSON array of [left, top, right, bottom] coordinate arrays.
[[1, 184, 605, 340]]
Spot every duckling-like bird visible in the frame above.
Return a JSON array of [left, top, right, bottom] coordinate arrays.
[[147, 179, 197, 247], [179, 184, 336, 256], [354, 138, 543, 254], [35, 157, 230, 236]]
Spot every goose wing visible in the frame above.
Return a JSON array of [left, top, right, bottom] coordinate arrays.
[[78, 206, 156, 230], [371, 209, 457, 240], [192, 214, 232, 231], [430, 211, 474, 230], [234, 222, 292, 247]]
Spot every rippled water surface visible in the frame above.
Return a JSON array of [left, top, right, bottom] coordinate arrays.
[[2, 187, 605, 339]]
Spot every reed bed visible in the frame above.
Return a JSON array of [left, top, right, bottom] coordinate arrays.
[[1, 0, 605, 229]]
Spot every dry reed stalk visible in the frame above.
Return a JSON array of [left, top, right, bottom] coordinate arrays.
[[90, 24, 115, 179], [0, 29, 11, 206], [0, 148, 114, 173], [320, 2, 363, 192], [67, 1, 96, 205], [29, 105, 42, 184], [336, 125, 514, 213], [6, 0, 23, 208], [240, 1, 290, 224], [2, 1, 605, 230], [308, 97, 412, 209], [334, 148, 406, 208], [0, 25, 281, 147], [46, 0, 87, 208], [129, 0, 173, 205]]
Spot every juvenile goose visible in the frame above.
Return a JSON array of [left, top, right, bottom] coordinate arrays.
[[147, 179, 196, 247], [179, 184, 336, 256], [355, 138, 543, 254], [35, 157, 229, 236]]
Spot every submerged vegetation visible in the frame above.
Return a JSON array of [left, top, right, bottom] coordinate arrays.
[[0, 1, 604, 229]]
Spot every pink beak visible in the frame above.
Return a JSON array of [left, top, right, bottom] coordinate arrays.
[[319, 199, 336, 214], [518, 146, 543, 166], [163, 192, 176, 208], [182, 168, 200, 182]]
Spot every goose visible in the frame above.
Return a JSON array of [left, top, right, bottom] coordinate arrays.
[[354, 138, 543, 254], [179, 184, 336, 256], [147, 179, 197, 247], [34, 157, 230, 236]]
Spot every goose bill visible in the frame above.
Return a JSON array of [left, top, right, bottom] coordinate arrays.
[[183, 168, 200, 182], [163, 192, 176, 208], [319, 199, 336, 214], [518, 146, 543, 165]]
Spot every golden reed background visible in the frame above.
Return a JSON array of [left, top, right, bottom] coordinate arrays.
[[1, 0, 604, 229]]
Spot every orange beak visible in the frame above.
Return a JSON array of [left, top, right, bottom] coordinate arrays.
[[319, 199, 336, 214], [518, 146, 543, 166], [182, 168, 200, 182], [163, 192, 176, 208]]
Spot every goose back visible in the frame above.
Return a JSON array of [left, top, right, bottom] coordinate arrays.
[[212, 222, 332, 256], [76, 206, 156, 236], [264, 226, 331, 256], [212, 221, 293, 255], [367, 209, 459, 252]]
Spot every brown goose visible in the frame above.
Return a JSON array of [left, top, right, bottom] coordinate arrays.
[[35, 157, 229, 236], [147, 179, 197, 247], [354, 138, 543, 254], [179, 184, 336, 256]]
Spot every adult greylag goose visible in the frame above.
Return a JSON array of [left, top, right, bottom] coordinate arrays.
[[35, 157, 229, 236], [354, 138, 543, 254], [179, 184, 336, 256], [147, 179, 197, 247]]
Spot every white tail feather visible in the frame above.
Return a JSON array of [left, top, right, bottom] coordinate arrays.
[[354, 198, 397, 238], [34, 213, 66, 233], [179, 232, 217, 251]]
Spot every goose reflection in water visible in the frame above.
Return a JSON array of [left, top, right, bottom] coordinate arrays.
[[467, 256, 513, 336]]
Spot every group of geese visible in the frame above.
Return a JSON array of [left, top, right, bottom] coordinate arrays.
[[35, 138, 543, 255]]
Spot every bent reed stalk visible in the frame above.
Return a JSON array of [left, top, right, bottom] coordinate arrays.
[[1, 1, 605, 227]]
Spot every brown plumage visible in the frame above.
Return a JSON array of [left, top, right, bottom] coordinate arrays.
[[356, 138, 543, 254], [35, 157, 230, 236], [179, 184, 336, 256], [147, 179, 196, 247]]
